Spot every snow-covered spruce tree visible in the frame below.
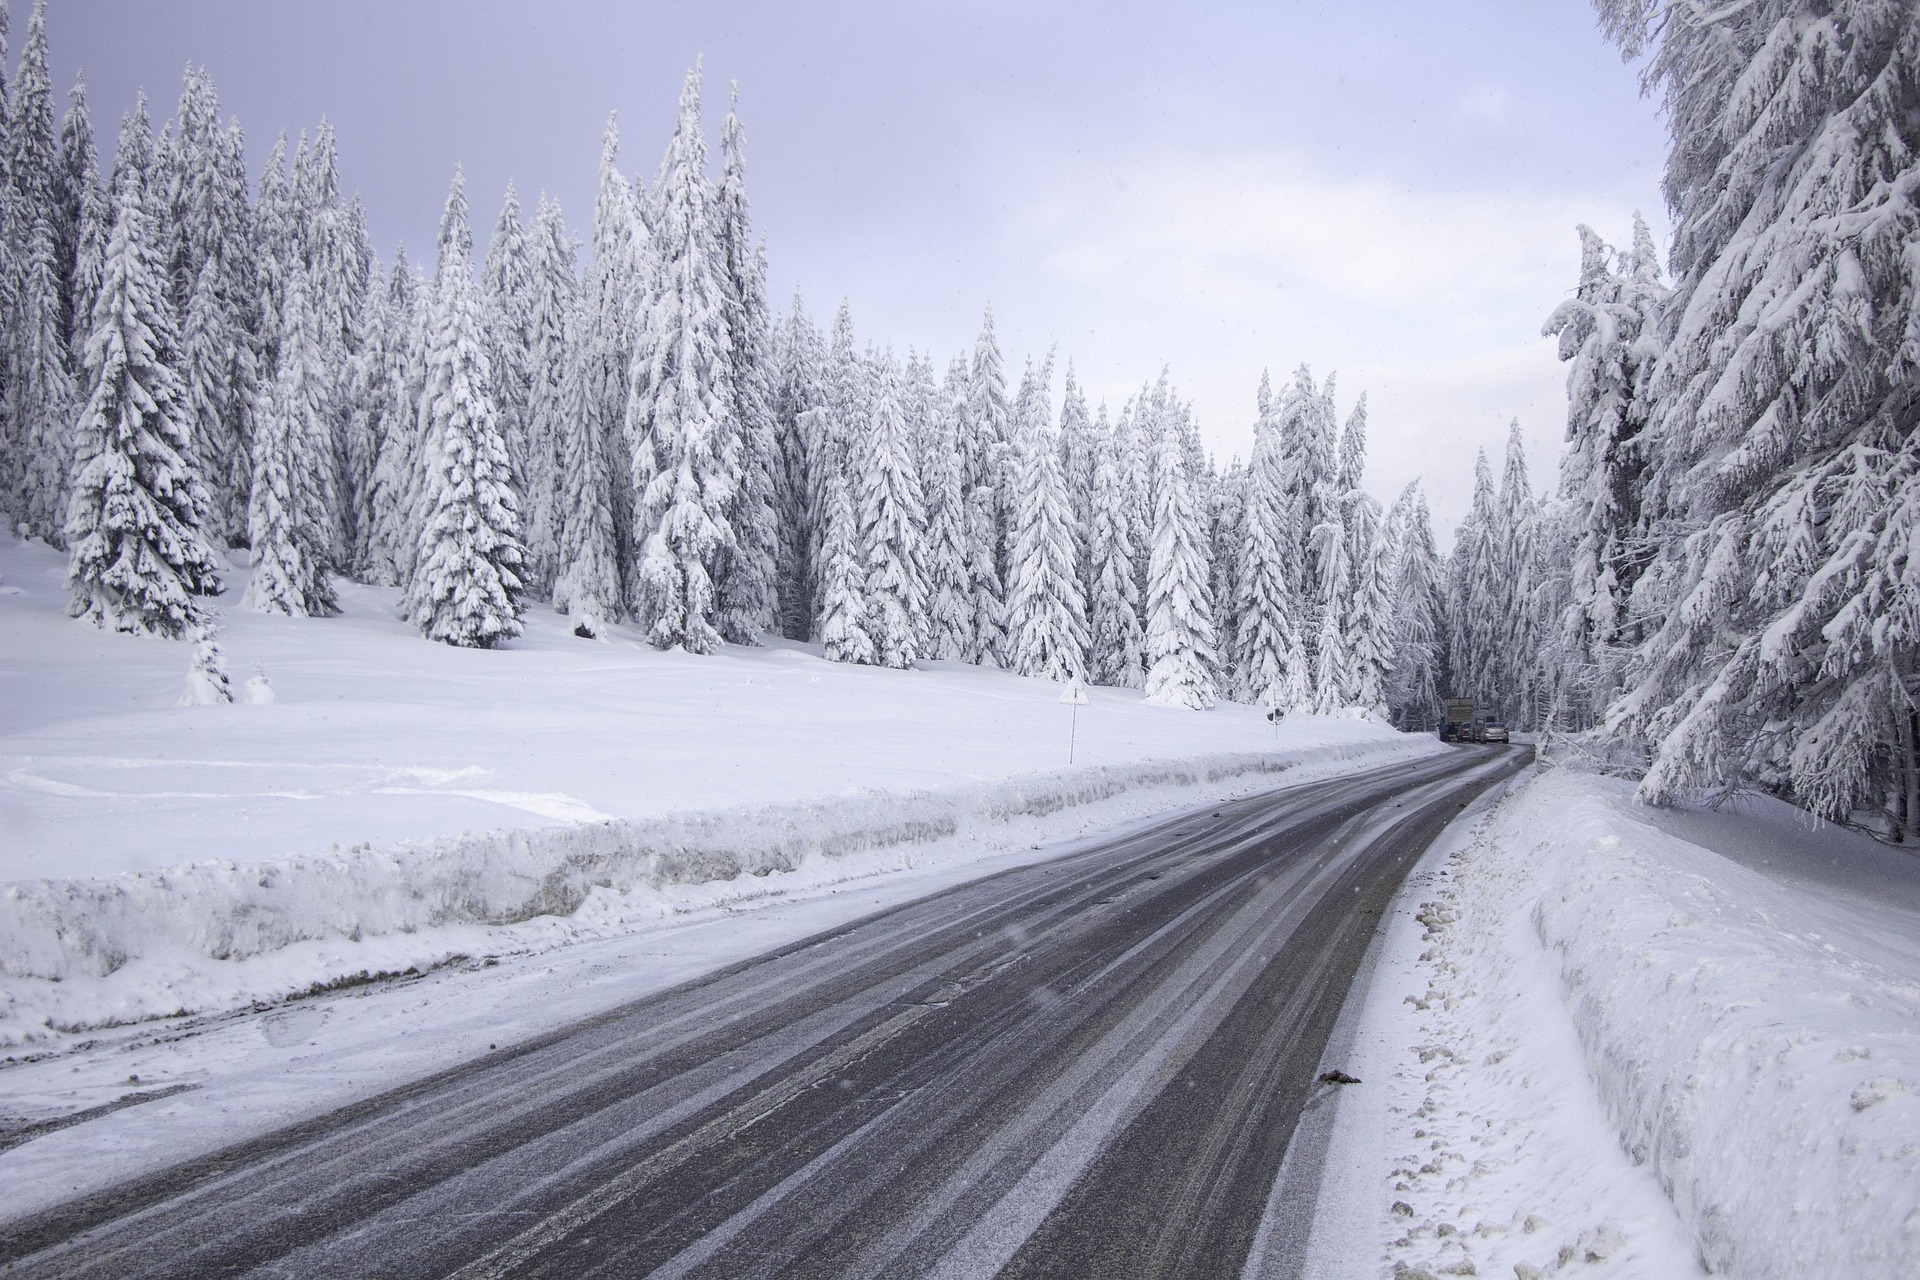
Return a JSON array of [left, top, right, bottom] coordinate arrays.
[[6, 0, 71, 539], [627, 64, 740, 655], [341, 260, 395, 577], [808, 300, 861, 625], [1493, 421, 1542, 726], [770, 291, 824, 639], [402, 169, 525, 648], [816, 469, 873, 665], [1005, 356, 1088, 682], [579, 113, 646, 591], [518, 194, 575, 597], [244, 261, 335, 616], [1446, 450, 1502, 709], [1273, 364, 1339, 655], [1087, 414, 1146, 688], [1057, 364, 1098, 604], [483, 182, 535, 497], [14, 210, 74, 544], [919, 354, 973, 661], [1311, 518, 1353, 714], [1598, 0, 1919, 829], [159, 66, 259, 548], [55, 72, 100, 359], [713, 83, 780, 643], [362, 246, 422, 585], [1541, 218, 1667, 723], [966, 307, 1010, 666], [1208, 459, 1247, 693], [64, 160, 221, 636], [1384, 481, 1444, 730], [1234, 375, 1308, 710], [1346, 495, 1393, 711], [1142, 415, 1217, 710], [858, 351, 929, 669]]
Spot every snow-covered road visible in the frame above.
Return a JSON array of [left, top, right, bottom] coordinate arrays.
[[0, 747, 1523, 1279]]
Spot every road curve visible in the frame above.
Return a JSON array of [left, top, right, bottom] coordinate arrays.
[[0, 745, 1523, 1280]]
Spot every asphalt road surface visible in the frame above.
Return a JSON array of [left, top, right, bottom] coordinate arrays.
[[1, 745, 1524, 1279]]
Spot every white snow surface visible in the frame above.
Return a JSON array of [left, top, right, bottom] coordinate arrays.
[[1309, 766, 1920, 1280], [0, 532, 1437, 1051]]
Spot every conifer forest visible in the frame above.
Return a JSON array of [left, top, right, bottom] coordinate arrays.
[[2, 0, 1916, 842]]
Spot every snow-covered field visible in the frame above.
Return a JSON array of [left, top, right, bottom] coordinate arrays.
[[1307, 767, 1920, 1280], [0, 532, 1438, 1051]]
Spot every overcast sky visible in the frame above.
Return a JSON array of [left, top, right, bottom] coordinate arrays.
[[47, 0, 1668, 536]]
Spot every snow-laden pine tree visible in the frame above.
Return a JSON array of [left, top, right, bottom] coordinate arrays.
[[159, 66, 258, 547], [1446, 450, 1501, 709], [1208, 460, 1247, 691], [55, 72, 101, 360], [1143, 413, 1217, 710], [244, 261, 335, 616], [1384, 481, 1444, 730], [966, 307, 1010, 666], [363, 246, 422, 585], [1057, 364, 1098, 605], [1494, 421, 1541, 725], [341, 260, 395, 577], [403, 170, 524, 648], [1311, 518, 1353, 714], [6, 0, 72, 540], [713, 83, 780, 642], [920, 355, 973, 661], [1598, 0, 1919, 829], [1087, 413, 1146, 689], [1274, 364, 1339, 654], [858, 351, 929, 669], [64, 154, 221, 636], [627, 64, 739, 654], [518, 195, 574, 597], [1234, 375, 1308, 709], [483, 182, 535, 496], [579, 114, 646, 592], [1346, 495, 1392, 711], [770, 292, 824, 639], [816, 469, 872, 665], [1541, 218, 1667, 723], [808, 300, 861, 622], [1005, 356, 1088, 681]]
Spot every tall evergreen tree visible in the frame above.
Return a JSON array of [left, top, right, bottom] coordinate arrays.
[[64, 158, 220, 636], [54, 72, 98, 359], [817, 468, 873, 666], [1087, 413, 1146, 689], [920, 354, 973, 661], [858, 351, 929, 669], [518, 195, 574, 597], [1311, 518, 1353, 713], [770, 291, 824, 639], [403, 169, 524, 648], [713, 82, 780, 642], [483, 182, 535, 497], [965, 307, 1010, 665], [1234, 374, 1308, 709], [1384, 481, 1444, 729], [1599, 0, 1920, 826], [627, 64, 739, 654], [1005, 356, 1088, 681], [1346, 495, 1393, 710], [363, 246, 422, 586], [580, 113, 645, 592], [1143, 417, 1217, 709], [244, 261, 335, 615]]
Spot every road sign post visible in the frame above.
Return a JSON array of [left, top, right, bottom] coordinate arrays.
[[1060, 675, 1090, 764]]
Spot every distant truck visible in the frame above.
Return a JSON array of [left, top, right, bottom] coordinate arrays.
[[1440, 700, 1510, 744]]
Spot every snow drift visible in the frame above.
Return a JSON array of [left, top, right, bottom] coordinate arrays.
[[1525, 772, 1920, 1279], [0, 738, 1429, 1045]]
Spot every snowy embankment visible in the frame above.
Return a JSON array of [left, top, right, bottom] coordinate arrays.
[[0, 535, 1438, 1047], [1309, 768, 1920, 1280]]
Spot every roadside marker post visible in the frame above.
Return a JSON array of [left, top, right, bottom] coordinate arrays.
[[1060, 675, 1090, 764]]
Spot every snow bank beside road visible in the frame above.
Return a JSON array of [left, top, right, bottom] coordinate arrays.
[[1532, 773, 1920, 1279], [1314, 766, 1920, 1280], [0, 738, 1436, 1047]]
